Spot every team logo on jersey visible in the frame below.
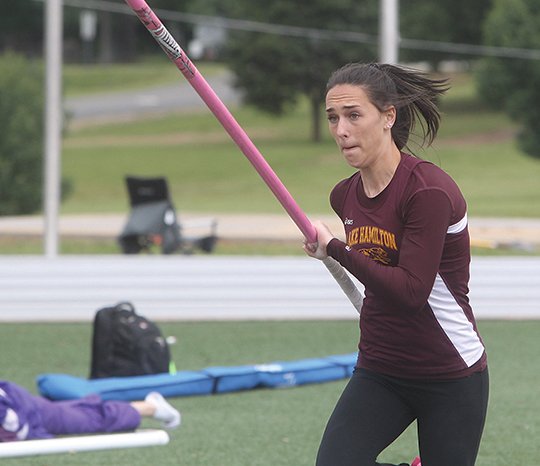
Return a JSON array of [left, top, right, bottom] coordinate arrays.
[[347, 225, 398, 251], [359, 247, 391, 265]]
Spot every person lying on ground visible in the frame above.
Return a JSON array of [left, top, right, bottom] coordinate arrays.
[[0, 380, 180, 442]]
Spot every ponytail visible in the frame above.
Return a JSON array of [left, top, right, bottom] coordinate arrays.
[[326, 63, 449, 151]]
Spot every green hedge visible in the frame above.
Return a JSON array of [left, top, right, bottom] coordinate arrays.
[[0, 52, 44, 215]]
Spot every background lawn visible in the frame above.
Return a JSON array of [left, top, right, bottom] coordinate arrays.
[[59, 65, 539, 218], [0, 320, 538, 465]]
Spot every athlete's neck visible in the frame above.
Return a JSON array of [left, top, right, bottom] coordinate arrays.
[[360, 145, 402, 198]]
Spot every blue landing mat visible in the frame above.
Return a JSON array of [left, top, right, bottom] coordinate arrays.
[[37, 353, 357, 401]]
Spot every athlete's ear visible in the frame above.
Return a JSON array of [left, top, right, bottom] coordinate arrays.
[[384, 106, 396, 129]]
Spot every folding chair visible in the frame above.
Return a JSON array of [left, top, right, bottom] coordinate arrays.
[[118, 176, 217, 255]]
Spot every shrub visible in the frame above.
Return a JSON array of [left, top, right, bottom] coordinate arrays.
[[0, 52, 71, 215], [476, 0, 540, 159]]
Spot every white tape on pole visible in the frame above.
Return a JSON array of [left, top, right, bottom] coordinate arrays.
[[322, 257, 363, 314], [0, 429, 169, 458]]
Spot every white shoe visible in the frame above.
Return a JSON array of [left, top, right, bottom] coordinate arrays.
[[145, 392, 181, 429]]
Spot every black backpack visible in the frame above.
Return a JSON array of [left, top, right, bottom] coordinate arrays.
[[89, 302, 171, 379]]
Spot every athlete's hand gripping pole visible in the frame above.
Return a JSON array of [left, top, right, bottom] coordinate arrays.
[[124, 0, 364, 313]]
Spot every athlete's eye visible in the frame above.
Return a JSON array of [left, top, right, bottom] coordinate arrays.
[[349, 112, 360, 121], [327, 114, 338, 124]]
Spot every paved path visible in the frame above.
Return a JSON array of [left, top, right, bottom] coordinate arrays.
[[1, 213, 539, 250], [65, 71, 241, 128]]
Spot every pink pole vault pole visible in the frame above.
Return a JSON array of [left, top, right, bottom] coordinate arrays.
[[124, 0, 363, 312]]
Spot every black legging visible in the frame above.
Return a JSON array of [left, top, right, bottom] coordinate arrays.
[[316, 368, 489, 466]]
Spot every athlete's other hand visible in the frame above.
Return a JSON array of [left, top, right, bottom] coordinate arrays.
[[303, 221, 335, 260]]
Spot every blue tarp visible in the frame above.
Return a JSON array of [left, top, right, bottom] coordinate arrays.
[[37, 353, 357, 401]]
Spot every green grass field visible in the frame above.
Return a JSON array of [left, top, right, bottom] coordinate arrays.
[[58, 65, 540, 219], [0, 320, 538, 465], [62, 97, 540, 217]]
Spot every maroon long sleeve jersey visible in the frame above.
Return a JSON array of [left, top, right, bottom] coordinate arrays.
[[327, 152, 487, 379]]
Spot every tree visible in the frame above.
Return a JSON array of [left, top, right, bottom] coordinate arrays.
[[0, 0, 43, 56], [94, 0, 193, 64], [0, 53, 71, 215], [0, 53, 44, 214], [400, 0, 493, 69], [475, 0, 540, 158], [191, 0, 379, 142]]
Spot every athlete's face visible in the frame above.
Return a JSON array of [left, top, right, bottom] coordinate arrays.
[[325, 84, 394, 170]]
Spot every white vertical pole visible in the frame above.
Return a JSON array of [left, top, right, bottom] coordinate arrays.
[[379, 0, 399, 64], [44, 0, 63, 258]]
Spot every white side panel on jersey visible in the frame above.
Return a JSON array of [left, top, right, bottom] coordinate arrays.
[[447, 213, 468, 234], [428, 274, 485, 367]]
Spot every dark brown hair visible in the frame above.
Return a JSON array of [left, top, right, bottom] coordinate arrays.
[[326, 62, 449, 151]]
